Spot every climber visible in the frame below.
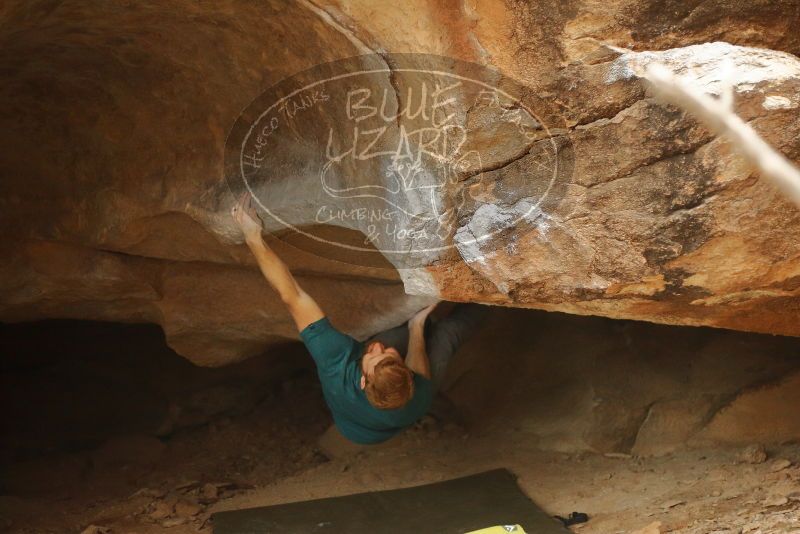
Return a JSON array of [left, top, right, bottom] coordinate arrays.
[[231, 192, 485, 444]]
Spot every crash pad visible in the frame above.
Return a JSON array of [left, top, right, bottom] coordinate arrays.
[[212, 468, 570, 533]]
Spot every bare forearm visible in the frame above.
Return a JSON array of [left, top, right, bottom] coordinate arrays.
[[406, 321, 431, 379], [233, 194, 323, 331], [245, 234, 300, 303], [244, 233, 324, 331]]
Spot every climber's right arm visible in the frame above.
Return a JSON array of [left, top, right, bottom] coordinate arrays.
[[233, 194, 324, 332], [405, 303, 437, 379]]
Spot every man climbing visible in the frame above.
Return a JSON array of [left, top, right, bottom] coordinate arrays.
[[232, 192, 485, 445]]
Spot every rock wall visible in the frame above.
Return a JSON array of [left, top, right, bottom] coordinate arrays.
[[4, 310, 799, 460], [1, 0, 799, 365], [444, 307, 800, 455]]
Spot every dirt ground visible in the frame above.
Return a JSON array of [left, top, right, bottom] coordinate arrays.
[[3, 313, 800, 533], [2, 368, 799, 534]]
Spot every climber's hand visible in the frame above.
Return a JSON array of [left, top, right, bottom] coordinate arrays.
[[231, 192, 263, 240], [409, 302, 439, 328]]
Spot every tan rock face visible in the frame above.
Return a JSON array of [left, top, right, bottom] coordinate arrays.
[[1, 1, 798, 364], [443, 307, 800, 455]]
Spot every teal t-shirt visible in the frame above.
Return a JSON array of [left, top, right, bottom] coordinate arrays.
[[299, 316, 433, 444]]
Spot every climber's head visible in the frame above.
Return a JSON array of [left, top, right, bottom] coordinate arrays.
[[360, 340, 414, 409]]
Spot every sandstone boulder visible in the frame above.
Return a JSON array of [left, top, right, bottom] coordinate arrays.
[[0, 1, 798, 365]]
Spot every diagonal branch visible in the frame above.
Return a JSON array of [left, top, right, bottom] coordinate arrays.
[[643, 63, 800, 208]]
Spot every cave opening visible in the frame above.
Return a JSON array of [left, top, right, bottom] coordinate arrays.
[[2, 310, 800, 532], [0, 320, 329, 497]]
